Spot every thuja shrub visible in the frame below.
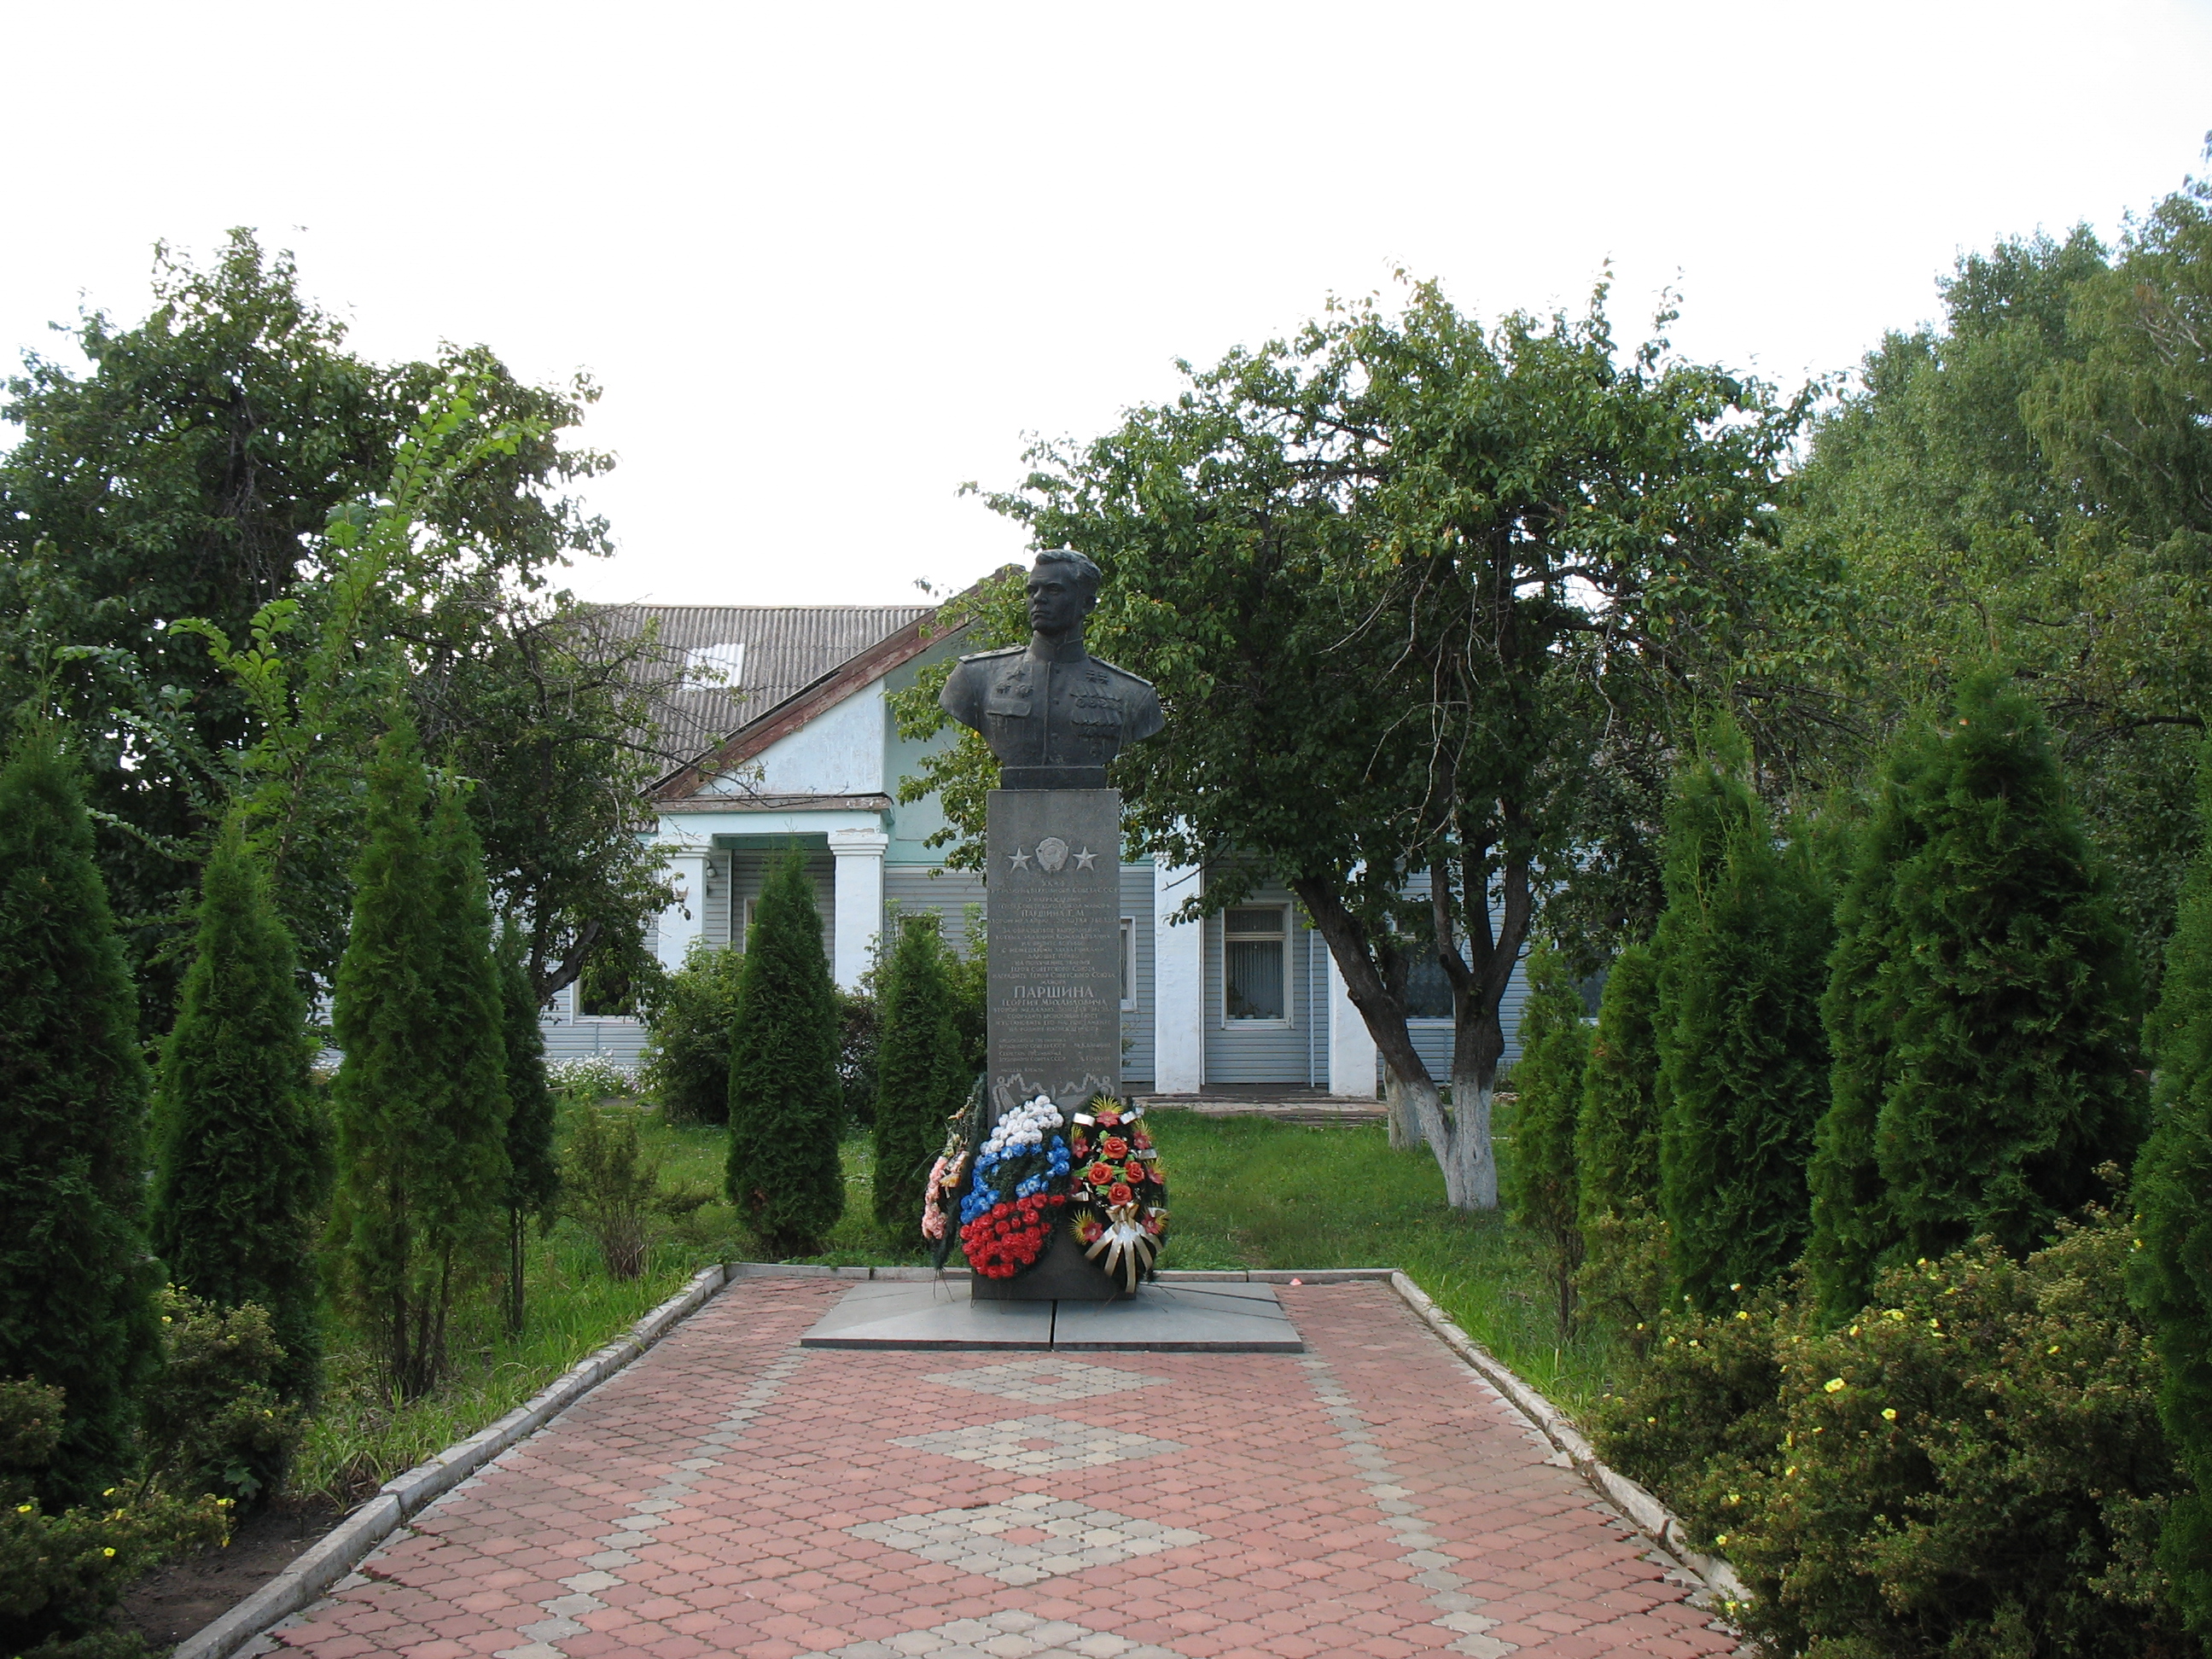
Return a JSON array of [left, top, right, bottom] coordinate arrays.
[[1696, 1212, 2193, 1657], [1575, 940, 1669, 1342], [0, 1377, 225, 1659], [1501, 943, 1589, 1331], [873, 914, 970, 1232], [642, 938, 746, 1126]]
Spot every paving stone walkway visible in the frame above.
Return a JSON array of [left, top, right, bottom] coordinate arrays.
[[265, 1278, 1738, 1659]]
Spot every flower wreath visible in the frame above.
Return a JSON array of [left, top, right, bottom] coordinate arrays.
[[1068, 1093, 1169, 1289], [952, 1092, 1072, 1278]]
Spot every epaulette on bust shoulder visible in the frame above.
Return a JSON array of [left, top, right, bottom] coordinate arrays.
[[956, 644, 1026, 664], [1098, 660, 1156, 690]]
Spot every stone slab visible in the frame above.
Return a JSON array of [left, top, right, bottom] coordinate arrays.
[[798, 1281, 1053, 1349], [1051, 1281, 1304, 1352], [798, 1280, 1303, 1352]]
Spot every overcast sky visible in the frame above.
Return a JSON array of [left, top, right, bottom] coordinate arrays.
[[5, 0, 2209, 608]]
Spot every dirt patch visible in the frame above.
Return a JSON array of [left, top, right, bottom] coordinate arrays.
[[118, 1494, 346, 1650]]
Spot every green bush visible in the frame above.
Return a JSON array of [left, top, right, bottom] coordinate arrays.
[[835, 986, 882, 1128], [148, 818, 324, 1405], [1602, 1210, 2201, 1657], [642, 938, 745, 1125], [1739, 1213, 2191, 1658], [559, 1106, 708, 1279], [873, 915, 971, 1233], [725, 852, 846, 1255], [1574, 940, 1669, 1345], [2133, 734, 2212, 1632], [1809, 674, 2147, 1323], [138, 1287, 300, 1507], [0, 1377, 225, 1659], [0, 729, 160, 1503], [1501, 943, 1588, 1330], [498, 923, 560, 1334], [1651, 725, 1833, 1310]]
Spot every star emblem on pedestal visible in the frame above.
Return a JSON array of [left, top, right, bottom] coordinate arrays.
[[1073, 847, 1098, 870], [1008, 847, 1032, 870]]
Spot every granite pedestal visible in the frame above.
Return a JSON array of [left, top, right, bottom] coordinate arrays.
[[800, 1279, 1301, 1352]]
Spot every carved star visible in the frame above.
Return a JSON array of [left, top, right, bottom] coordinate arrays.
[[1074, 847, 1098, 870], [1008, 847, 1032, 870]]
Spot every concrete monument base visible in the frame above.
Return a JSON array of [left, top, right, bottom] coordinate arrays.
[[800, 1279, 1301, 1352]]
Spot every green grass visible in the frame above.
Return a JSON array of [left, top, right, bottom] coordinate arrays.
[[291, 1098, 1607, 1500], [1144, 1109, 1614, 1415]]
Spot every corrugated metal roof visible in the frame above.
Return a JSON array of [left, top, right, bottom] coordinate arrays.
[[597, 603, 933, 763]]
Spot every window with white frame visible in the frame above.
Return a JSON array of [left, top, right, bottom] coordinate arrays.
[[1223, 905, 1290, 1023], [1119, 917, 1136, 1010]]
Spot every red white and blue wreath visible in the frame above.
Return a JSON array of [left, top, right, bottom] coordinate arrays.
[[951, 1091, 1073, 1278]]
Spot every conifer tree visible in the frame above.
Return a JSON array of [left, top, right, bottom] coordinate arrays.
[[2129, 735, 2212, 1633], [872, 914, 969, 1231], [1808, 674, 2145, 1320], [498, 921, 560, 1334], [1503, 943, 1590, 1330], [1652, 725, 1833, 1311], [725, 852, 845, 1254], [0, 728, 159, 1500], [1576, 940, 1662, 1228], [148, 818, 324, 1402], [328, 726, 509, 1397]]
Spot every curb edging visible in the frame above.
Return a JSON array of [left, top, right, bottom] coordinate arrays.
[[1383, 1272, 1751, 1609], [172, 1263, 731, 1659]]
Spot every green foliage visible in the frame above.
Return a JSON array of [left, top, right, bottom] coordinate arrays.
[[1754, 1223, 2186, 1657], [643, 939, 746, 1125], [1573, 942, 1670, 1338], [138, 1287, 300, 1508], [326, 725, 510, 1398], [871, 915, 970, 1232], [558, 1107, 703, 1281], [1787, 165, 2212, 977], [835, 987, 882, 1127], [725, 853, 846, 1255], [896, 277, 1812, 1211], [147, 818, 323, 1402], [1501, 944, 1588, 1330], [2132, 735, 2212, 1631], [498, 923, 560, 1334], [0, 231, 644, 1024], [0, 730, 159, 1503], [1651, 729, 1833, 1310], [0, 1377, 227, 1659], [1807, 675, 2145, 1321]]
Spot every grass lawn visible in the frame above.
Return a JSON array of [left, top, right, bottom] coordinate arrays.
[[292, 1097, 1608, 1502]]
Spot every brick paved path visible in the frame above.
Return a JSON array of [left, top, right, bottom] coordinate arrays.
[[269, 1278, 1738, 1659]]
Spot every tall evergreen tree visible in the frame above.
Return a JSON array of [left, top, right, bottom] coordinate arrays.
[[327, 726, 509, 1397], [0, 729, 159, 1500], [148, 817, 324, 1402], [498, 921, 559, 1335], [1808, 673, 2145, 1321], [1576, 940, 1662, 1229], [726, 853, 845, 1254], [1651, 725, 1834, 1311], [1503, 943, 1590, 1331], [2130, 734, 2212, 1633], [872, 914, 969, 1232]]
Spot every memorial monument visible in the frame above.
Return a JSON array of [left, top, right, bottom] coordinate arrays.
[[937, 550, 1163, 1300]]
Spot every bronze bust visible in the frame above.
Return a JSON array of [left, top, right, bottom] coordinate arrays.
[[940, 550, 1164, 789]]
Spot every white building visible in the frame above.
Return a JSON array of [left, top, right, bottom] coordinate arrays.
[[544, 600, 1528, 1092]]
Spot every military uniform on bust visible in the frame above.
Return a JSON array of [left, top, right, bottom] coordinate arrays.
[[939, 640, 1162, 790]]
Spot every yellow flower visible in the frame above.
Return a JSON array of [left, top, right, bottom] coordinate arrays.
[[1715, 1533, 1731, 1545], [1646, 1416, 1658, 1424], [1823, 1377, 1847, 1394], [15, 1503, 29, 1513], [102, 1546, 116, 1557], [1882, 1408, 1898, 1422], [2048, 1344, 2061, 1354], [1848, 1324, 1860, 1336], [1784, 1465, 1797, 1477], [1736, 1311, 1750, 1321]]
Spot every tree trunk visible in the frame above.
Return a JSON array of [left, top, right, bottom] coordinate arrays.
[[1448, 998, 1503, 1211], [1382, 1068, 1427, 1148]]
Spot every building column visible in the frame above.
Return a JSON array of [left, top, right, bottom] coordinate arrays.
[[1327, 950, 1379, 1098], [655, 844, 710, 975], [1152, 859, 1204, 1094], [829, 827, 889, 992]]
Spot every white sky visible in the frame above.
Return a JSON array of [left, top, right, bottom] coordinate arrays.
[[5, 0, 2210, 608]]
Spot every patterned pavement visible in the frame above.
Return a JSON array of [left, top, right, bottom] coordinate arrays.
[[264, 1278, 1738, 1659]]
